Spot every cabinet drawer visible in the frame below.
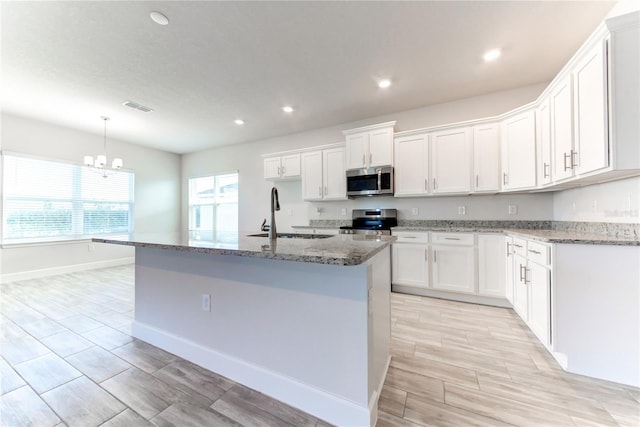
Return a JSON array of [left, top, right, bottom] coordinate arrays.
[[526, 241, 550, 265], [511, 237, 527, 256], [431, 232, 474, 246], [393, 231, 429, 244]]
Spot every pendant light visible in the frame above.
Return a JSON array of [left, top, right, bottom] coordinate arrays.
[[83, 116, 123, 178]]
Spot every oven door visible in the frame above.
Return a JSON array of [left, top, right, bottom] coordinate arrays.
[[346, 166, 393, 197]]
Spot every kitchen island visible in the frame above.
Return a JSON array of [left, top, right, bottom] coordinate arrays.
[[94, 233, 394, 427]]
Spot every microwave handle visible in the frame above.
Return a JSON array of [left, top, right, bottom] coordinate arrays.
[[377, 169, 382, 191]]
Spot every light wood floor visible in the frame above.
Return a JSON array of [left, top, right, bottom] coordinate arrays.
[[1, 265, 638, 426]]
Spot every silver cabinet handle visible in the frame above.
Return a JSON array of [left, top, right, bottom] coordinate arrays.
[[433, 250, 437, 263], [281, 166, 286, 175], [506, 242, 512, 256], [277, 166, 281, 176], [528, 249, 541, 255], [404, 236, 417, 239], [476, 175, 479, 188], [513, 243, 523, 248], [444, 237, 460, 241], [318, 187, 322, 196], [524, 267, 531, 284], [433, 178, 437, 190], [424, 178, 428, 191], [519, 264, 525, 282], [564, 152, 572, 171], [571, 150, 578, 168], [324, 186, 327, 196], [425, 249, 428, 262], [362, 154, 366, 167], [503, 173, 508, 185], [369, 153, 372, 165], [543, 163, 550, 178]]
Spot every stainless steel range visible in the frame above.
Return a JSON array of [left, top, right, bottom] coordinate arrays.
[[339, 209, 398, 236]]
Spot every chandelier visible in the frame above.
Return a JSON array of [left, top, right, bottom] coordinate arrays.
[[83, 116, 123, 178]]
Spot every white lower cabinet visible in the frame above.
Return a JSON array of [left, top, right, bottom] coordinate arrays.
[[504, 237, 515, 304], [391, 242, 429, 287], [477, 235, 506, 298], [432, 244, 475, 294], [528, 261, 551, 345], [512, 252, 529, 320]]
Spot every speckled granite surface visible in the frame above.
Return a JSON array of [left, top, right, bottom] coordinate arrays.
[[300, 219, 640, 246], [93, 233, 394, 266]]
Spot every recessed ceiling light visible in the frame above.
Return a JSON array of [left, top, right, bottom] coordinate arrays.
[[150, 11, 169, 26], [378, 79, 392, 89], [234, 119, 244, 125], [483, 49, 501, 62], [282, 106, 294, 113]]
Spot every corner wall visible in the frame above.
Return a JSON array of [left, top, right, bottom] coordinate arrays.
[[1, 113, 182, 282]]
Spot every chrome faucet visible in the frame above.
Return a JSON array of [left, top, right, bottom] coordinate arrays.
[[268, 186, 280, 240]]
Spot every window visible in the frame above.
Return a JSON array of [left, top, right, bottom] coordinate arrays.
[[2, 153, 134, 243], [188, 172, 238, 242]]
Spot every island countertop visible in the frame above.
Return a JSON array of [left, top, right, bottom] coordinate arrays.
[[93, 232, 394, 266]]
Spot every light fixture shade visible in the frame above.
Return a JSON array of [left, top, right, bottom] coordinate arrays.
[[111, 158, 123, 169], [96, 155, 107, 167], [83, 156, 94, 166]]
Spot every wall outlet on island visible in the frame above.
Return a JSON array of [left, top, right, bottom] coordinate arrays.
[[341, 208, 347, 216], [458, 206, 466, 215], [411, 208, 419, 216], [508, 204, 518, 215], [201, 294, 211, 312]]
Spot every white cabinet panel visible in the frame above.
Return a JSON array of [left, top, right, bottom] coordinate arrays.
[[344, 122, 395, 169], [369, 127, 394, 167], [432, 245, 475, 294], [394, 133, 429, 196], [392, 243, 429, 287], [264, 154, 301, 181], [551, 76, 575, 181], [323, 147, 346, 200], [478, 235, 506, 298], [346, 134, 368, 169], [537, 99, 553, 185], [528, 262, 551, 345], [301, 151, 323, 201], [505, 238, 515, 304], [501, 110, 537, 190], [431, 128, 472, 194], [574, 41, 609, 175], [281, 154, 301, 178], [513, 253, 528, 320], [472, 123, 501, 192], [264, 157, 282, 180]]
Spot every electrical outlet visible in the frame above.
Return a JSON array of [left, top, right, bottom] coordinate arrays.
[[508, 204, 518, 215], [87, 243, 94, 252], [412, 208, 419, 216], [341, 208, 347, 216], [201, 294, 211, 312], [592, 200, 597, 212], [287, 208, 292, 216], [458, 206, 466, 215]]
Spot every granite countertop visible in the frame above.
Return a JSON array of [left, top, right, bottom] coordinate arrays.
[[392, 226, 640, 246], [93, 232, 394, 266]]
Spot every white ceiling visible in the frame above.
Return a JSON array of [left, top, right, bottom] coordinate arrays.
[[1, 1, 616, 154]]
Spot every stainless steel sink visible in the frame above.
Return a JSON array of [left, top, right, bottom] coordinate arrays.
[[247, 233, 333, 239]]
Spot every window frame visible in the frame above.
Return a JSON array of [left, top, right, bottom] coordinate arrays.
[[187, 171, 239, 242]]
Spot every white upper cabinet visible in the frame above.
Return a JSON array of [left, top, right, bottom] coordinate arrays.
[[301, 147, 346, 201], [394, 132, 429, 197], [501, 109, 537, 190], [431, 127, 472, 194], [344, 122, 396, 169], [551, 76, 575, 182], [472, 123, 501, 192], [536, 98, 553, 185], [264, 153, 301, 181], [573, 40, 609, 175]]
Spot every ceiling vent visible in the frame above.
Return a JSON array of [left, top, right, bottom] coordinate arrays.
[[122, 100, 154, 113]]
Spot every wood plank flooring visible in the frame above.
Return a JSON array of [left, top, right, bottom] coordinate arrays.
[[1, 265, 638, 426]]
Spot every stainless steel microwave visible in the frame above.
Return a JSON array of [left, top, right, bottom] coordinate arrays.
[[346, 166, 394, 197]]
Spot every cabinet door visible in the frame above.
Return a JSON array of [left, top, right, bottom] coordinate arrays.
[[537, 99, 553, 185], [281, 154, 301, 178], [346, 133, 368, 169], [505, 238, 515, 304], [551, 76, 575, 181], [392, 244, 429, 287], [512, 253, 528, 320], [478, 235, 506, 298], [264, 157, 282, 180], [432, 245, 475, 294], [369, 127, 394, 167], [323, 148, 346, 200], [501, 110, 537, 190], [431, 128, 472, 194], [528, 262, 550, 346], [574, 41, 609, 175], [473, 124, 501, 192], [301, 151, 323, 201], [394, 133, 429, 196]]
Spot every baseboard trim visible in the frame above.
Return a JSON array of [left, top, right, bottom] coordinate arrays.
[[392, 285, 512, 308], [133, 321, 372, 427], [0, 257, 134, 284]]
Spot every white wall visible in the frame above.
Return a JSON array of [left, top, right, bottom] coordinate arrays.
[[1, 113, 181, 280], [553, 176, 640, 223], [182, 83, 554, 233]]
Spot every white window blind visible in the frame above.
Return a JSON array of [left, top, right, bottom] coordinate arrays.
[[2, 154, 134, 243], [188, 172, 238, 242]]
